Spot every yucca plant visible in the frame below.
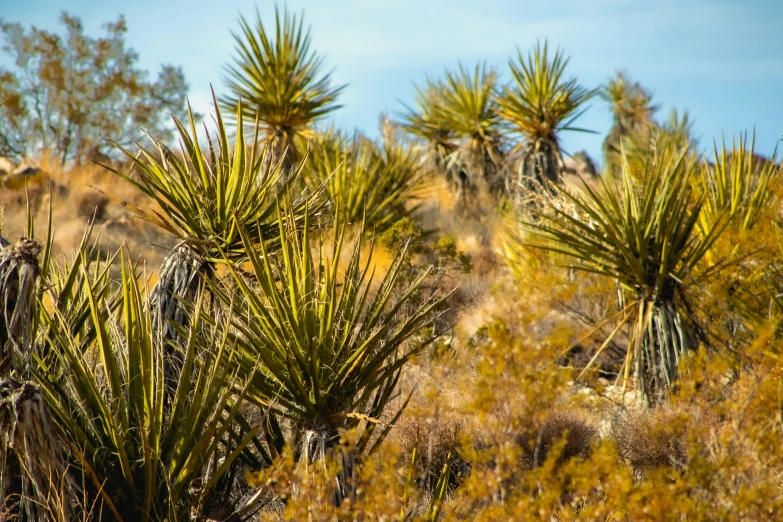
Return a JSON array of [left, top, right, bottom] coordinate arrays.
[[601, 71, 658, 174], [0, 233, 75, 521], [105, 93, 325, 388], [522, 149, 727, 404], [207, 209, 450, 504], [306, 122, 424, 232], [699, 131, 780, 233], [434, 64, 506, 195], [620, 108, 698, 175], [495, 41, 595, 200], [34, 253, 254, 521], [400, 79, 464, 191], [222, 6, 346, 171], [401, 65, 505, 200]]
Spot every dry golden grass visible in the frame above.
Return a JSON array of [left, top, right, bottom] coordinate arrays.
[[0, 158, 172, 268]]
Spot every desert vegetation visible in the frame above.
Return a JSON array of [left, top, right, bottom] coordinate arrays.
[[1, 6, 783, 522]]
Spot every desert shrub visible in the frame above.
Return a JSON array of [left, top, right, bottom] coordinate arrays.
[[395, 417, 470, 492], [378, 218, 473, 340], [75, 191, 109, 223], [612, 407, 689, 472], [0, 12, 189, 164], [522, 409, 596, 469]]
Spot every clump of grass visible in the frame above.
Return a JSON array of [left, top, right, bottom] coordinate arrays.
[[612, 407, 689, 472], [524, 409, 596, 469], [396, 418, 470, 492]]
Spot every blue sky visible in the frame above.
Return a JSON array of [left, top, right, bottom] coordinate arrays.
[[3, 0, 782, 165]]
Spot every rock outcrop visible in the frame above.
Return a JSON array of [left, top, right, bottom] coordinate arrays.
[[562, 150, 598, 178]]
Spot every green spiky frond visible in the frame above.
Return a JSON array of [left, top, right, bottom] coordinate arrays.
[[437, 64, 503, 141], [35, 252, 253, 521], [107, 93, 326, 264], [699, 132, 781, 233], [522, 149, 727, 403], [400, 79, 456, 151], [496, 41, 595, 190], [222, 6, 346, 166], [496, 41, 594, 143], [306, 123, 425, 231], [207, 208, 449, 453]]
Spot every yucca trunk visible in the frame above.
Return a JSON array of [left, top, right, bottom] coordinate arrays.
[[515, 139, 561, 203], [435, 144, 471, 205], [0, 239, 75, 520], [633, 298, 700, 405], [151, 245, 213, 396], [463, 142, 506, 198], [0, 239, 41, 376], [0, 380, 75, 521], [271, 130, 299, 179], [301, 426, 357, 507]]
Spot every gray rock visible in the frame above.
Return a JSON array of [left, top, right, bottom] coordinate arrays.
[[562, 150, 598, 178]]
